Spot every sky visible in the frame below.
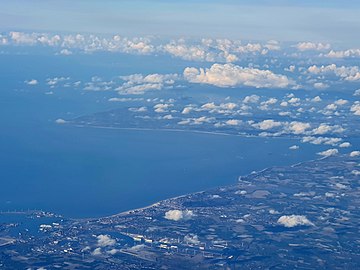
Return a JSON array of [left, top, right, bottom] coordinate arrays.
[[1, 0, 360, 46]]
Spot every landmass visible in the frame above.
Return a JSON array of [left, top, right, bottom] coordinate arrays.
[[0, 154, 359, 269]]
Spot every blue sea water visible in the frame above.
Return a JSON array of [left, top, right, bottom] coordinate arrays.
[[0, 49, 337, 218], [0, 88, 325, 218]]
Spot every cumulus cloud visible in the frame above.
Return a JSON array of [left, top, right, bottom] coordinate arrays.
[[288, 97, 300, 105], [97, 235, 116, 247], [161, 38, 278, 63], [196, 102, 239, 115], [295, 42, 330, 51], [2, 31, 284, 62], [59, 49, 72, 55], [289, 145, 299, 150], [307, 64, 360, 81], [225, 119, 241, 126], [164, 210, 194, 221], [311, 96, 322, 102], [288, 121, 311, 134], [153, 103, 173, 113], [4, 31, 155, 55], [108, 97, 144, 102], [325, 49, 360, 58], [313, 82, 329, 89], [350, 151, 360, 157], [92, 247, 102, 256], [243, 95, 260, 103], [253, 119, 282, 130], [350, 102, 360, 115], [129, 106, 147, 112], [183, 64, 292, 88], [317, 148, 339, 157], [55, 118, 67, 124], [107, 249, 119, 255], [302, 136, 342, 146], [184, 234, 200, 245], [277, 215, 314, 227], [162, 39, 237, 63], [312, 123, 345, 135], [116, 73, 178, 95], [25, 79, 38, 85], [47, 76, 70, 87], [339, 142, 351, 148]]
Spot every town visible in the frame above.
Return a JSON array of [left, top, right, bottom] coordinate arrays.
[[1, 154, 359, 269]]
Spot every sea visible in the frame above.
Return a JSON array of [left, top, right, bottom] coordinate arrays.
[[0, 48, 336, 218]]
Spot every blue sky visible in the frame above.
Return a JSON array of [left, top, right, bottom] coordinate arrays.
[[1, 0, 360, 46]]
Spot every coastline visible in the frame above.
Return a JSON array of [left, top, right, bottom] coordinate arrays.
[[96, 155, 332, 221], [70, 123, 305, 141], [70, 122, 337, 221]]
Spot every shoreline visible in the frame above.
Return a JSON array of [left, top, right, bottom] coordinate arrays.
[[1, 123, 337, 221], [97, 155, 332, 221], [70, 123, 304, 141], [0, 155, 333, 221]]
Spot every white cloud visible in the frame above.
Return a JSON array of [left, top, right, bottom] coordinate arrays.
[[5, 31, 155, 55], [116, 73, 178, 95], [55, 118, 67, 124], [350, 102, 360, 115], [107, 249, 119, 255], [350, 151, 360, 157], [243, 95, 260, 104], [253, 119, 282, 130], [161, 39, 276, 63], [335, 183, 347, 189], [289, 145, 299, 150], [339, 142, 351, 148], [354, 89, 360, 96], [192, 116, 215, 125], [288, 97, 301, 106], [164, 210, 194, 221], [128, 244, 145, 252], [220, 102, 237, 110], [307, 64, 360, 81], [154, 103, 172, 113], [92, 247, 102, 256], [225, 119, 241, 126], [184, 234, 200, 245], [325, 49, 360, 58], [25, 79, 38, 85], [277, 215, 314, 227], [295, 42, 330, 51], [162, 40, 233, 63], [285, 65, 296, 72], [184, 64, 292, 88], [288, 121, 311, 134], [312, 124, 345, 135], [302, 136, 342, 146], [181, 107, 193, 114], [9, 31, 38, 45], [47, 76, 70, 86], [313, 82, 329, 89], [317, 148, 339, 157], [163, 114, 173, 120], [97, 235, 116, 247], [59, 49, 72, 55], [129, 106, 147, 112], [311, 96, 322, 102], [262, 98, 278, 105]]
